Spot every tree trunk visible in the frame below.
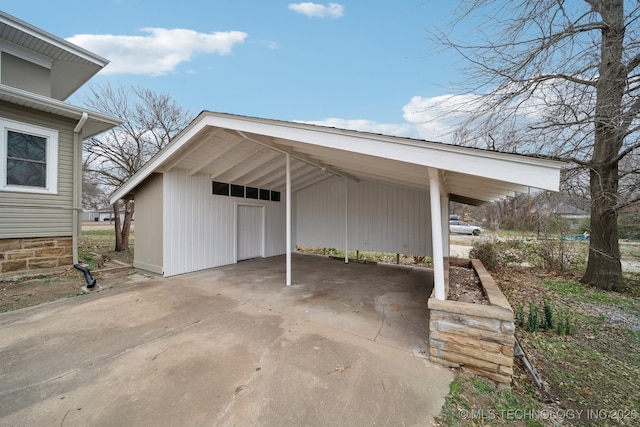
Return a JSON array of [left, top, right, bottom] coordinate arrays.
[[113, 199, 134, 252], [580, 0, 625, 292], [581, 165, 625, 291], [120, 200, 134, 251], [113, 202, 123, 251]]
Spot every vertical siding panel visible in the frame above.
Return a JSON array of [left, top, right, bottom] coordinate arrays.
[[296, 177, 432, 256], [160, 168, 286, 277]]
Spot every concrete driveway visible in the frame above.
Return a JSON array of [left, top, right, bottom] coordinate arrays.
[[0, 254, 453, 426]]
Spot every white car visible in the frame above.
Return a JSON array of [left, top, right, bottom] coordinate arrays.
[[449, 220, 482, 235]]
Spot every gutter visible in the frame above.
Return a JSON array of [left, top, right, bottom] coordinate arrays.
[[72, 112, 88, 264]]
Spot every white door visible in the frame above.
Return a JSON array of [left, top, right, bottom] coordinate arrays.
[[237, 205, 264, 261]]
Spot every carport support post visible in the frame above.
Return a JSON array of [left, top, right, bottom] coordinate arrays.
[[286, 152, 292, 286], [428, 168, 446, 301], [345, 176, 349, 264]]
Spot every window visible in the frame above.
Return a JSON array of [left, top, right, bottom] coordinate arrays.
[[0, 119, 58, 194], [246, 187, 259, 199], [211, 181, 281, 202], [231, 184, 245, 198], [212, 181, 230, 196]]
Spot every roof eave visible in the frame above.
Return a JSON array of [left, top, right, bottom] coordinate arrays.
[[109, 111, 565, 205], [0, 83, 122, 138]]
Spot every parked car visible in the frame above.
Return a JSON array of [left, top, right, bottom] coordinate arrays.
[[449, 220, 482, 235]]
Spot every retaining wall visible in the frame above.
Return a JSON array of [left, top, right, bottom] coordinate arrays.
[[428, 258, 515, 384]]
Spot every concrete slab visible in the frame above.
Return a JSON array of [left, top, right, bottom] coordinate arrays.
[[0, 254, 453, 426]]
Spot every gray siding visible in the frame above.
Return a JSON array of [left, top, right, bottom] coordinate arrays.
[[295, 176, 433, 256], [1, 53, 51, 97], [0, 102, 75, 238], [163, 168, 286, 277], [133, 173, 163, 274]]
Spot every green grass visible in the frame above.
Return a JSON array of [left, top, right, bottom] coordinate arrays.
[[81, 229, 117, 236], [437, 375, 545, 427], [78, 227, 134, 266], [296, 246, 433, 267], [543, 279, 640, 316]]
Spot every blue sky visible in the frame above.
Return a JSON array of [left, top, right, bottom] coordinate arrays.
[[3, 1, 471, 141]]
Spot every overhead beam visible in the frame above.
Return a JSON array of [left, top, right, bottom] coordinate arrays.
[[223, 149, 280, 183], [210, 144, 263, 178], [242, 158, 289, 187], [162, 128, 222, 172], [292, 174, 333, 193], [187, 136, 241, 176], [237, 131, 359, 183], [260, 161, 308, 189], [291, 169, 329, 191]]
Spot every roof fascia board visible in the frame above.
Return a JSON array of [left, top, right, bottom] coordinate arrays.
[[201, 113, 563, 191], [446, 175, 529, 195], [110, 112, 212, 203]]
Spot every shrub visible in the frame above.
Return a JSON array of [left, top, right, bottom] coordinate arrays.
[[528, 302, 540, 332], [515, 301, 574, 335], [516, 303, 525, 328], [469, 241, 500, 272], [469, 239, 532, 272], [532, 238, 585, 272], [543, 300, 554, 330]]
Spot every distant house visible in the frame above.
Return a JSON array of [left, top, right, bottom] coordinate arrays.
[[0, 12, 121, 274], [552, 202, 588, 220], [81, 209, 126, 222]]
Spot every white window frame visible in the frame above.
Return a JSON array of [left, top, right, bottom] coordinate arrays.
[[0, 118, 58, 194]]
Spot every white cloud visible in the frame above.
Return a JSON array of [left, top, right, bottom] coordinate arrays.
[[300, 94, 478, 144], [288, 2, 344, 18], [67, 28, 248, 76], [302, 118, 418, 138]]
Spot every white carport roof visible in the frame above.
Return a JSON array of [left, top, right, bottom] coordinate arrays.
[[111, 111, 563, 205]]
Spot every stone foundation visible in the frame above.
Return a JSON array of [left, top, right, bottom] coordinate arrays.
[[428, 258, 515, 385], [0, 237, 73, 274]]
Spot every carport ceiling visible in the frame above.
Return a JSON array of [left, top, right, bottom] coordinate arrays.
[[113, 111, 563, 205]]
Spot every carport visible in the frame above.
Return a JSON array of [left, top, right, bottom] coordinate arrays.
[[110, 111, 563, 301]]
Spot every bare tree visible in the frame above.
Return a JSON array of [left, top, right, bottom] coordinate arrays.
[[82, 83, 191, 251], [432, 0, 640, 291]]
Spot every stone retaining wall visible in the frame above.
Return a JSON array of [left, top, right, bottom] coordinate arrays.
[[0, 237, 73, 274], [428, 258, 515, 384]]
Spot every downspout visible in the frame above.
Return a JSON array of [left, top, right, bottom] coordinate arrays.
[[72, 112, 89, 264]]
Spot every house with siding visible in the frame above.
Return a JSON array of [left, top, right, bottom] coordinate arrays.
[[0, 11, 120, 274]]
